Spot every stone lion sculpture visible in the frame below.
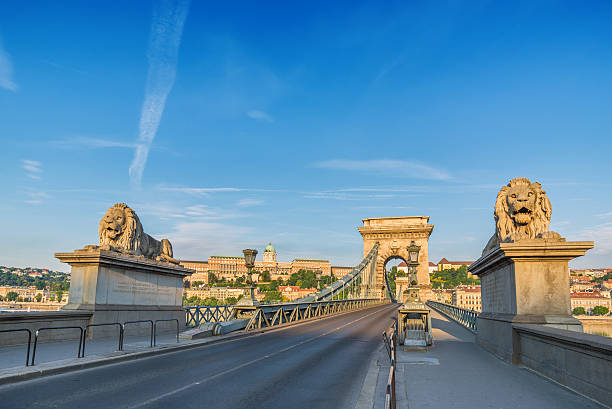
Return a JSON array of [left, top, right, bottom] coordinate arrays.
[[99, 203, 178, 264], [482, 177, 561, 254]]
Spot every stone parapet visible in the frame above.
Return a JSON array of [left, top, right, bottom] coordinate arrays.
[[513, 323, 612, 407], [0, 310, 93, 346]]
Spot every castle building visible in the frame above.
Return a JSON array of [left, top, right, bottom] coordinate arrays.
[[180, 243, 333, 286]]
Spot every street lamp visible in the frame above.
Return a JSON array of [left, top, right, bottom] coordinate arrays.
[[237, 249, 259, 306], [407, 241, 421, 286], [406, 241, 421, 303]]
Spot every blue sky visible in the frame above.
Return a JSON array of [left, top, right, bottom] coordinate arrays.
[[1, 0, 611, 271]]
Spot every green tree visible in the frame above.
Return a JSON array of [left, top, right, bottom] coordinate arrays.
[[55, 290, 64, 303], [35, 293, 42, 302], [225, 296, 238, 305], [592, 305, 610, 316], [192, 281, 204, 288], [590, 272, 612, 283], [6, 291, 18, 301], [208, 272, 218, 284], [430, 266, 480, 289], [260, 270, 271, 282], [287, 270, 318, 289], [203, 297, 219, 306], [263, 290, 282, 303], [572, 306, 586, 315]]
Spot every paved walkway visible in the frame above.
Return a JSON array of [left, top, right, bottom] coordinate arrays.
[[393, 309, 605, 409]]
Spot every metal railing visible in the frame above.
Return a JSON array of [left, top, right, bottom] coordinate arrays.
[[237, 298, 382, 331], [32, 326, 84, 365], [82, 323, 123, 357], [427, 301, 478, 333], [3, 317, 181, 367], [153, 319, 179, 346], [382, 319, 397, 409], [185, 305, 234, 328], [0, 328, 32, 366], [122, 320, 154, 348]]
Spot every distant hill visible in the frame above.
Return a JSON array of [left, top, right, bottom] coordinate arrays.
[[0, 266, 70, 290]]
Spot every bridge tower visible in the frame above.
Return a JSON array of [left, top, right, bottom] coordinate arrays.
[[358, 217, 434, 300]]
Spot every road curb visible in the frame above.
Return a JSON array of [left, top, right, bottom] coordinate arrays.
[[0, 303, 392, 387]]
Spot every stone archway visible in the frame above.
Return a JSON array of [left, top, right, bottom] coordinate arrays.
[[358, 216, 434, 300]]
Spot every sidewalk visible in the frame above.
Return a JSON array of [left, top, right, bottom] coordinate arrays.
[[395, 310, 606, 409]]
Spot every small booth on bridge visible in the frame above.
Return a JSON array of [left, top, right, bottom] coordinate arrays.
[[398, 302, 433, 348]]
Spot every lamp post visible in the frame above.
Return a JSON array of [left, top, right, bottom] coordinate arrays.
[[406, 241, 421, 304], [237, 249, 259, 306]]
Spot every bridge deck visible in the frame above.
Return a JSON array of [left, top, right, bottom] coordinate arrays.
[[0, 304, 398, 409], [395, 309, 605, 409]]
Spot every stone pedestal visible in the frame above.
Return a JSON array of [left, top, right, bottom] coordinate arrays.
[[395, 277, 411, 303], [470, 239, 593, 363], [55, 247, 193, 339]]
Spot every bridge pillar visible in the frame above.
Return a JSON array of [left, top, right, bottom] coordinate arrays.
[[358, 216, 434, 301], [470, 239, 593, 363]]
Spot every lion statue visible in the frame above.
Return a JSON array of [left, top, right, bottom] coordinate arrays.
[[482, 177, 562, 255], [99, 203, 178, 264]]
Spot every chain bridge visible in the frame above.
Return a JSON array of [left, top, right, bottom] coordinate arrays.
[[0, 214, 610, 409]]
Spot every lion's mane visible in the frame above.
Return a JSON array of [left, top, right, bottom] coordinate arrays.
[[483, 178, 560, 255], [494, 177, 551, 243]]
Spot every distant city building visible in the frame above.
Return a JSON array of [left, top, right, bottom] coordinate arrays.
[[432, 288, 454, 304], [331, 266, 353, 279], [184, 287, 247, 303], [279, 286, 317, 302], [571, 268, 612, 278], [452, 285, 482, 312], [570, 292, 612, 314], [428, 262, 437, 275], [0, 285, 67, 304], [436, 258, 476, 277], [397, 261, 408, 274], [180, 243, 333, 287]]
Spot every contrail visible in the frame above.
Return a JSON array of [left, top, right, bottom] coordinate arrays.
[[129, 0, 190, 188]]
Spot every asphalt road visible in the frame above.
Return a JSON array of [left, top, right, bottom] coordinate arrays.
[[0, 303, 398, 409]]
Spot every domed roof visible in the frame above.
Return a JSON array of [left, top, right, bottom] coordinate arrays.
[[264, 243, 276, 253]]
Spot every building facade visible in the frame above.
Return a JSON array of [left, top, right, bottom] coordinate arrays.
[[180, 243, 334, 287], [331, 266, 353, 279], [452, 285, 482, 312], [570, 292, 612, 314], [279, 286, 317, 302]]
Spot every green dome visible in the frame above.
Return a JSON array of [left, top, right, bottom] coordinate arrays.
[[264, 243, 275, 252]]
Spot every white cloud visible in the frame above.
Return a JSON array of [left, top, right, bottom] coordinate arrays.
[[24, 191, 50, 205], [577, 222, 612, 255], [163, 221, 252, 259], [302, 190, 394, 201], [159, 186, 242, 196], [129, 0, 190, 188], [0, 39, 17, 91], [52, 136, 136, 149], [236, 198, 264, 207], [313, 159, 451, 180], [246, 110, 274, 123], [22, 160, 42, 179]]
